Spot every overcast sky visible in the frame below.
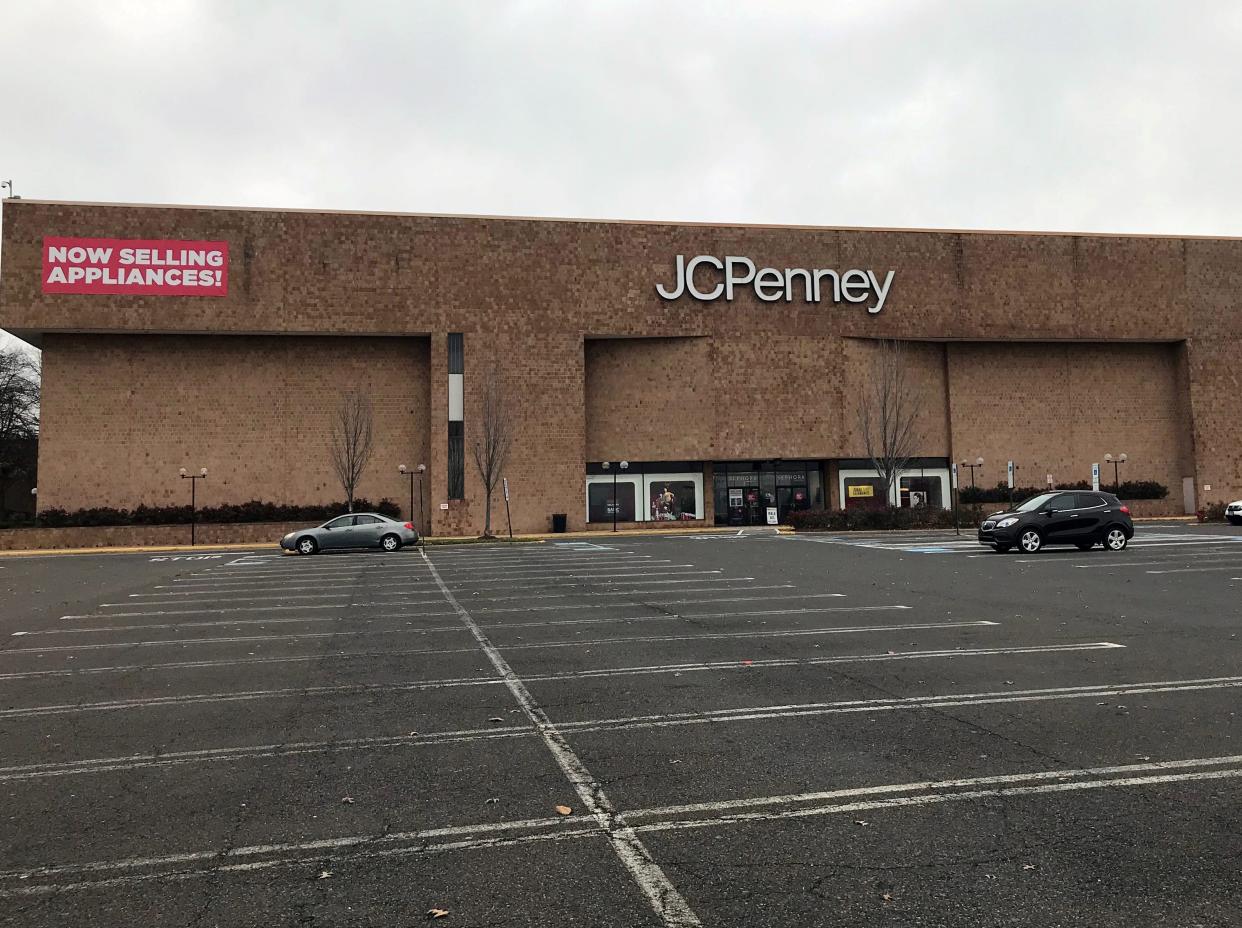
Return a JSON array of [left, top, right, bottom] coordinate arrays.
[[3, 0, 1241, 350]]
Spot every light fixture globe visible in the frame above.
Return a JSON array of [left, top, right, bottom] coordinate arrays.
[[200, 467, 208, 477], [179, 467, 187, 477], [399, 464, 407, 474], [620, 460, 629, 470], [416, 464, 426, 473], [1104, 453, 1113, 462], [975, 457, 984, 466], [1119, 453, 1128, 463]]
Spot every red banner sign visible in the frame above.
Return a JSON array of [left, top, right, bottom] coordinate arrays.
[[42, 237, 228, 296]]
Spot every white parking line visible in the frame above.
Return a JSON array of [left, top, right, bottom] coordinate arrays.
[[29, 599, 851, 637], [0, 641, 1120, 687], [420, 540, 703, 926], [9, 663, 1203, 780], [1146, 566, 1242, 574], [1, 750, 1230, 897], [1068, 557, 1242, 569], [0, 617, 985, 664], [169, 569, 721, 588]]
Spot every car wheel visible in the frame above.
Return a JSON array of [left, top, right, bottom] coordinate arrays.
[[1075, 541, 1094, 551], [380, 533, 402, 552], [1019, 529, 1043, 553], [993, 544, 1012, 553], [1104, 527, 1128, 551], [296, 536, 318, 556], [1228, 516, 1242, 526]]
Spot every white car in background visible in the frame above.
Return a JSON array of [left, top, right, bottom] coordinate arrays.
[[1227, 500, 1242, 526]]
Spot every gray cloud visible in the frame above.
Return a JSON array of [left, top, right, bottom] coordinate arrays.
[[3, 0, 1242, 352]]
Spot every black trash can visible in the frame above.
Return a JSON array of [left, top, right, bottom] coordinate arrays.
[[551, 513, 567, 533]]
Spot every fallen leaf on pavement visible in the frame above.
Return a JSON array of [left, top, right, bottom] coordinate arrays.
[[485, 797, 499, 804], [341, 797, 354, 804], [317, 870, 332, 880], [854, 820, 869, 827], [487, 717, 505, 723], [1022, 864, 1037, 871], [555, 805, 573, 816], [427, 907, 450, 919]]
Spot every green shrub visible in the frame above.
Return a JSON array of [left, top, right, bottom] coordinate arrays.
[[958, 479, 1167, 504], [787, 506, 988, 532], [31, 498, 401, 529]]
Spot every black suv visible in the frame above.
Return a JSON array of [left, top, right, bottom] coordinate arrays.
[[978, 491, 1134, 554]]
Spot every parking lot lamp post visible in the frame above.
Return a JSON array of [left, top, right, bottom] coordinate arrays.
[[961, 457, 984, 490], [398, 463, 427, 537], [617, 461, 629, 531], [30, 487, 37, 527], [179, 467, 207, 546], [1104, 453, 1127, 491]]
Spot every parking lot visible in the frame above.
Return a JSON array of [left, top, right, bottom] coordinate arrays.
[[1, 523, 1240, 926]]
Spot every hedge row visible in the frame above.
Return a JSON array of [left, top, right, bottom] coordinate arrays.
[[787, 506, 989, 532], [958, 480, 1168, 504], [29, 498, 401, 528]]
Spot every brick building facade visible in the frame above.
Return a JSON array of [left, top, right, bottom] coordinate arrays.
[[1, 198, 1237, 534]]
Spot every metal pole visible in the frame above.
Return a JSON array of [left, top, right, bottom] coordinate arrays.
[[612, 470, 618, 532], [407, 473, 415, 527], [504, 491, 513, 542], [417, 474, 424, 542], [190, 477, 196, 546]]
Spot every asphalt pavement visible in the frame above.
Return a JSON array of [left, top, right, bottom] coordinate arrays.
[[0, 524, 1240, 926]]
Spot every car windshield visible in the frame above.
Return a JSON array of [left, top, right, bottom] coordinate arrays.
[[1013, 493, 1057, 513]]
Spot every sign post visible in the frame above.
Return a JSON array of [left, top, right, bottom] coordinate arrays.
[[951, 462, 960, 536], [1007, 460, 1016, 508], [1091, 463, 1100, 492], [502, 477, 513, 542]]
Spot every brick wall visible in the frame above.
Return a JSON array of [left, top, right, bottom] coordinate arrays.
[[37, 334, 430, 516], [4, 200, 1241, 535], [946, 342, 1194, 510]]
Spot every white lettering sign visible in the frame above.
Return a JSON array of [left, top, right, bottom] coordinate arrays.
[[656, 255, 895, 313]]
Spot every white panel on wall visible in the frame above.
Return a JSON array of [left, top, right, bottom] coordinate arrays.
[[448, 373, 464, 422]]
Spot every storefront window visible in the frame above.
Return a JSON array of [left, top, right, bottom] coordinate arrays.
[[649, 480, 698, 520], [714, 461, 823, 525], [900, 476, 943, 509], [844, 477, 887, 509], [588, 482, 636, 522]]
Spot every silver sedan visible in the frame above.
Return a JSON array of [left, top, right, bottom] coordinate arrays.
[[280, 513, 420, 555]]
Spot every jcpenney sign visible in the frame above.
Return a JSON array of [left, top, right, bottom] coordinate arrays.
[[656, 255, 895, 314]]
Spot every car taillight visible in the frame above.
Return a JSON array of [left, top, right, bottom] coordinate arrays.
[[1119, 506, 1130, 515], [404, 522, 415, 530]]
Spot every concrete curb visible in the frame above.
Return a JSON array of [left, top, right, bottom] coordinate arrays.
[[0, 525, 754, 558]]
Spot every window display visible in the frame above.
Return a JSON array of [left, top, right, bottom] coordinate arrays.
[[588, 482, 636, 523], [649, 480, 698, 520]]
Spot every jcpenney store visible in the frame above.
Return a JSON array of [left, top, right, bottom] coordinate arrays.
[[0, 198, 1234, 536]]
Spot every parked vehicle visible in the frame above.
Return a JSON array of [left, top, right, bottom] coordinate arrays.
[[1227, 500, 1242, 526], [977, 491, 1133, 554], [280, 512, 419, 555]]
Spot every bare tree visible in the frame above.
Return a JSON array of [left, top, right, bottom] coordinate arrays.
[[471, 365, 514, 537], [0, 346, 40, 516], [855, 340, 925, 505], [329, 390, 375, 512]]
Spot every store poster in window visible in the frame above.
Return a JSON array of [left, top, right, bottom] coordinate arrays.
[[650, 482, 698, 521]]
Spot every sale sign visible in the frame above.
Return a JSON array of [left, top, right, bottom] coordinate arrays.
[[42, 237, 228, 296]]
